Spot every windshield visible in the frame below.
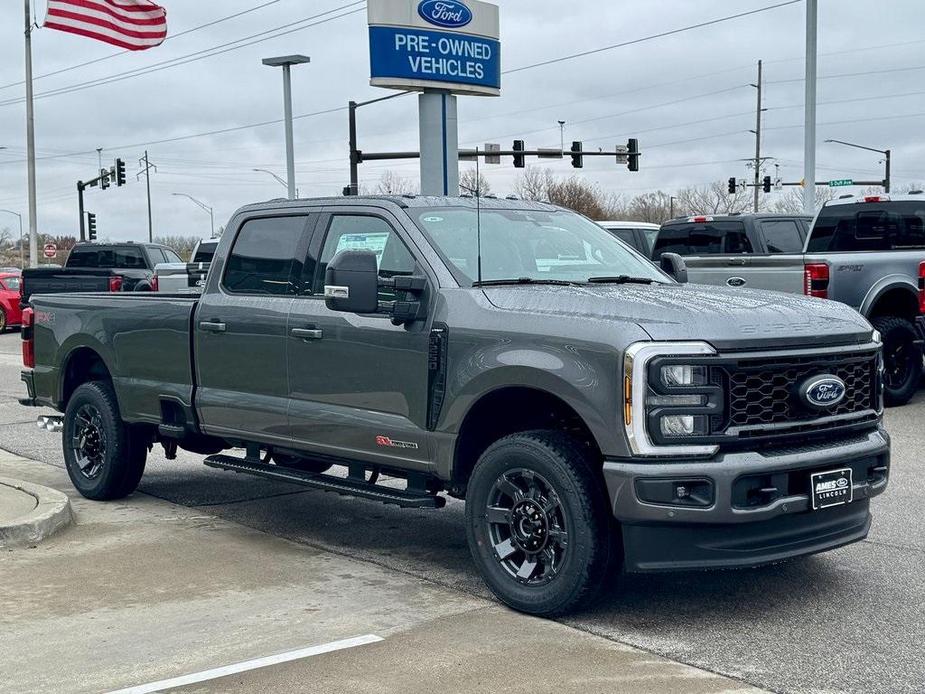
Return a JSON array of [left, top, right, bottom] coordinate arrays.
[[413, 207, 668, 285]]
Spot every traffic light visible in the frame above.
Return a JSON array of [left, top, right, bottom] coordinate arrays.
[[115, 158, 126, 187], [100, 168, 110, 190], [87, 212, 97, 242], [512, 140, 525, 169], [728, 177, 737, 194], [627, 138, 640, 172], [570, 141, 583, 169], [763, 175, 772, 193]]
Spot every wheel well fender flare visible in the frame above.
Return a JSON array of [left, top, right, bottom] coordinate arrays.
[[860, 276, 919, 320]]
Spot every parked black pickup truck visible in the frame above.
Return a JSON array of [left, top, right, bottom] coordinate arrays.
[[21, 196, 890, 616], [21, 242, 183, 305]]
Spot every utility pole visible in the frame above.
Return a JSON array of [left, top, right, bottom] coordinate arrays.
[[803, 0, 818, 213], [137, 152, 156, 242], [24, 0, 38, 267], [670, 196, 676, 218], [97, 148, 103, 171], [884, 149, 891, 193], [558, 120, 566, 153], [750, 60, 763, 213]]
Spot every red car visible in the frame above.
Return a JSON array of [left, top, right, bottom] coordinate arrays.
[[0, 272, 23, 332]]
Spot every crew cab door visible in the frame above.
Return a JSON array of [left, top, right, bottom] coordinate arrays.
[[286, 208, 435, 470], [194, 213, 314, 443]]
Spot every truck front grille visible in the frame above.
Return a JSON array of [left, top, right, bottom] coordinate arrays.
[[714, 348, 880, 441]]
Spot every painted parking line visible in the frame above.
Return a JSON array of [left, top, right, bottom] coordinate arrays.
[[108, 634, 384, 694]]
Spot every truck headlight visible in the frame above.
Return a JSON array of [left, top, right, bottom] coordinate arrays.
[[624, 342, 720, 457]]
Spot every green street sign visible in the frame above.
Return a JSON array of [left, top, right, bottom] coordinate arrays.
[[828, 179, 854, 187]]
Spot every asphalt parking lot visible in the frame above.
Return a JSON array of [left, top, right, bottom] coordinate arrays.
[[1, 330, 923, 694]]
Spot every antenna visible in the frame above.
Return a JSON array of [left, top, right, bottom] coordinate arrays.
[[475, 147, 483, 285]]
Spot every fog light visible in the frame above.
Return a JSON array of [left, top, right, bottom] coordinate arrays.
[[660, 414, 708, 437]]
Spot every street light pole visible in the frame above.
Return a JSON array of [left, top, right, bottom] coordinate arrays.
[[0, 209, 24, 269], [803, 0, 818, 214], [24, 0, 38, 268], [172, 193, 214, 238], [824, 139, 891, 192], [253, 168, 297, 197], [262, 55, 310, 200]]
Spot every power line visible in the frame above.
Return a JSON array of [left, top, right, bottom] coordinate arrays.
[[767, 64, 925, 85], [502, 0, 801, 75], [0, 0, 288, 92], [0, 2, 366, 107]]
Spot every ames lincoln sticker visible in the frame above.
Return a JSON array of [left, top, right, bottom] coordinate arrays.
[[368, 0, 501, 96]]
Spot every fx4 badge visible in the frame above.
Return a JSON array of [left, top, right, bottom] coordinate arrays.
[[376, 436, 419, 450]]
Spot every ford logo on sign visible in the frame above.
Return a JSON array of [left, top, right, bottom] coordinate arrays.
[[800, 375, 847, 409], [418, 0, 473, 28]]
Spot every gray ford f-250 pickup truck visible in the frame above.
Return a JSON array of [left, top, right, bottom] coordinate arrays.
[[20, 196, 890, 616]]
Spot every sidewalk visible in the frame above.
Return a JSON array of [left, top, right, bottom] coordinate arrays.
[[0, 449, 764, 694], [0, 473, 72, 548]]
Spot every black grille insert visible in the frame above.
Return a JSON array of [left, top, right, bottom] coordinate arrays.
[[722, 351, 878, 433]]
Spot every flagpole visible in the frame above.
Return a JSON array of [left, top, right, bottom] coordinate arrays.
[[24, 0, 38, 268]]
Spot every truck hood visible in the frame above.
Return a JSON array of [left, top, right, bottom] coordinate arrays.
[[482, 283, 873, 349]]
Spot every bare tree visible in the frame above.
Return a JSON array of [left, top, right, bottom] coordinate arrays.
[[768, 186, 838, 214], [0, 227, 11, 249], [625, 191, 675, 224], [375, 170, 417, 196], [459, 168, 491, 196], [678, 180, 752, 215], [50, 235, 77, 251], [514, 167, 554, 201], [546, 176, 609, 219]]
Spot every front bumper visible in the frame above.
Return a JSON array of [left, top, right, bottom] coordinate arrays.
[[602, 427, 889, 572]]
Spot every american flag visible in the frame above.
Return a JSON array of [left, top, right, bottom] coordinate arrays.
[[44, 0, 167, 51]]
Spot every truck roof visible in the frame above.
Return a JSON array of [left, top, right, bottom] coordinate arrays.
[[823, 192, 925, 207], [663, 213, 812, 225], [235, 195, 561, 215]]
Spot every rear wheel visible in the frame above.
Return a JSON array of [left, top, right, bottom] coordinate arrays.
[[465, 431, 617, 616], [272, 453, 331, 475], [873, 316, 922, 406], [62, 381, 147, 500], [0, 308, 6, 333]]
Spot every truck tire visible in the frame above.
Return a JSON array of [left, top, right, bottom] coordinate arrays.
[[465, 430, 616, 616], [272, 453, 331, 475], [872, 316, 922, 407], [62, 381, 147, 500]]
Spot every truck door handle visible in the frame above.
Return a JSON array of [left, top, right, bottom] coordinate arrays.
[[727, 257, 748, 265], [199, 321, 226, 333], [292, 327, 324, 340]]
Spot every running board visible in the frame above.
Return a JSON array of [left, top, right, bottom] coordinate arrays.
[[203, 455, 446, 509]]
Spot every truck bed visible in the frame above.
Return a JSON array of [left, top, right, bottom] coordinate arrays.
[[28, 293, 199, 426], [21, 267, 119, 306]]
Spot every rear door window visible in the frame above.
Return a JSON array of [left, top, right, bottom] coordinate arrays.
[[807, 202, 925, 252], [759, 219, 804, 253], [653, 222, 751, 257], [606, 228, 636, 246], [224, 216, 308, 295]]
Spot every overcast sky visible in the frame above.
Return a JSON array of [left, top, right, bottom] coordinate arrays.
[[0, 0, 923, 242]]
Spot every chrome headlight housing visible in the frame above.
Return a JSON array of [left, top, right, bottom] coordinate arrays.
[[623, 342, 721, 457]]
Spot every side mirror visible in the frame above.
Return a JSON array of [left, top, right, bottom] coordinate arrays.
[[324, 251, 379, 314], [659, 252, 688, 284]]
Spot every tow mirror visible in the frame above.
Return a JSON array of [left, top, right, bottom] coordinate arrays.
[[659, 252, 688, 284], [324, 251, 379, 314]]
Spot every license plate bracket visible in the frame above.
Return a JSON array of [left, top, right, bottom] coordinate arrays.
[[810, 468, 853, 510]]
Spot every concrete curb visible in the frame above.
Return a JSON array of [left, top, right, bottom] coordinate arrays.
[[0, 476, 73, 548]]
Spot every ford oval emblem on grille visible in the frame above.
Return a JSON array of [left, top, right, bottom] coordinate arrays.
[[726, 276, 747, 287], [800, 375, 847, 409], [418, 0, 473, 28]]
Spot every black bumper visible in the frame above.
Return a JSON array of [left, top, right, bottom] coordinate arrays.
[[602, 427, 889, 572], [19, 370, 37, 407]]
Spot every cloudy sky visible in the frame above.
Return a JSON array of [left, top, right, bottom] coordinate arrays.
[[0, 0, 923, 243]]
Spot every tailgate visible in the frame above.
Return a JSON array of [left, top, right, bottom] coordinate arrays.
[[21, 269, 114, 305], [29, 294, 197, 423], [684, 254, 805, 293]]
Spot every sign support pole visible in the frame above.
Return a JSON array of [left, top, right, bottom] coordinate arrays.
[[24, 0, 38, 267], [418, 91, 458, 196]]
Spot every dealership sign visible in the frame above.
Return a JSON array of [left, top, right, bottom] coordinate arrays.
[[368, 0, 501, 96]]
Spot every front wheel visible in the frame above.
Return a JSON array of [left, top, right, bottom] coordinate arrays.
[[63, 381, 147, 500], [873, 316, 922, 406], [464, 431, 616, 616]]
